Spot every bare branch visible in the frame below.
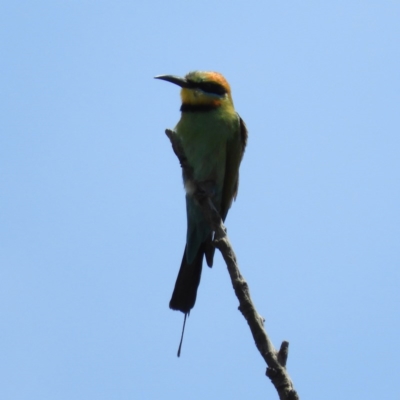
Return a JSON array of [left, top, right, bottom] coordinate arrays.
[[165, 129, 300, 400]]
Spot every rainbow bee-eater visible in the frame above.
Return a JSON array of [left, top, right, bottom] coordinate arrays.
[[156, 71, 247, 319]]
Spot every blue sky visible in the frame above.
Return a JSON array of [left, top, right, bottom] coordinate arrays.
[[1, 2, 399, 399]]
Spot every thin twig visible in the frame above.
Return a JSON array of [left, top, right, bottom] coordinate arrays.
[[165, 129, 300, 400]]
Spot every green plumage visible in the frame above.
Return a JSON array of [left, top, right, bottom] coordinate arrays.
[[177, 109, 241, 263], [155, 71, 247, 315]]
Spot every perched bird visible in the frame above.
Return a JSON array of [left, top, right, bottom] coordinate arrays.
[[155, 71, 247, 354]]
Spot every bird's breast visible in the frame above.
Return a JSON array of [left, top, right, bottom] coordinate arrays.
[[175, 110, 239, 194]]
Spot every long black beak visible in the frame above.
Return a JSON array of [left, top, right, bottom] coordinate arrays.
[[154, 75, 194, 89]]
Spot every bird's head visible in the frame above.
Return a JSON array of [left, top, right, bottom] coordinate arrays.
[[155, 71, 234, 110]]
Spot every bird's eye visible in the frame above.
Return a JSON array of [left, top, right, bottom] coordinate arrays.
[[198, 82, 227, 96]]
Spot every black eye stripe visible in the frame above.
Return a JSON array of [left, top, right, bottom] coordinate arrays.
[[187, 80, 227, 95], [198, 82, 227, 95]]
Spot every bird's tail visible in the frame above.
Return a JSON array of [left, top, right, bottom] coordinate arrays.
[[169, 244, 205, 314]]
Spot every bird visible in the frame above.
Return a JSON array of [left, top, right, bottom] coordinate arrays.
[[155, 71, 247, 354]]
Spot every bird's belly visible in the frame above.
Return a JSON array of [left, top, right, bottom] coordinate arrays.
[[176, 113, 237, 192]]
